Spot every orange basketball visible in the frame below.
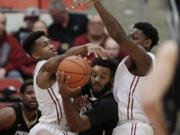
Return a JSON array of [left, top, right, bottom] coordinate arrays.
[[58, 56, 91, 88]]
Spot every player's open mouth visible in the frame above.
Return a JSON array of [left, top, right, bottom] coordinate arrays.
[[30, 101, 37, 105]]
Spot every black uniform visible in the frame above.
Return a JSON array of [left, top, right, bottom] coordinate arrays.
[[79, 83, 118, 135], [0, 103, 41, 135]]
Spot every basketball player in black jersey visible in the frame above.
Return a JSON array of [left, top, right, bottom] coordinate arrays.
[[0, 79, 41, 135], [142, 40, 180, 135], [57, 58, 119, 135]]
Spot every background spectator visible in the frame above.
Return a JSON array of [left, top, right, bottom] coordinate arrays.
[[32, 20, 60, 51], [13, 7, 40, 45], [0, 13, 24, 80], [73, 14, 108, 62], [48, 0, 88, 53], [104, 37, 126, 63], [0, 12, 36, 81]]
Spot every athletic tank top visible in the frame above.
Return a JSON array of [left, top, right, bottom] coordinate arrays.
[[113, 53, 155, 124], [0, 103, 41, 135], [34, 60, 68, 130]]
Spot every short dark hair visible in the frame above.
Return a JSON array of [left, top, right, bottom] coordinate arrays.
[[91, 58, 118, 78], [133, 22, 159, 49], [23, 31, 45, 56], [20, 79, 33, 94]]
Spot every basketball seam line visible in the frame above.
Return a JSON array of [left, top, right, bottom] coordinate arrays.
[[64, 59, 86, 74], [58, 70, 91, 75]]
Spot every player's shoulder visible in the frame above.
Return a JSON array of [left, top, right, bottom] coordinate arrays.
[[97, 93, 117, 107], [35, 60, 47, 71], [0, 106, 16, 119]]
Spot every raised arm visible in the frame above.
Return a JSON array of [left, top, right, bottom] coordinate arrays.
[[71, 0, 152, 75], [37, 43, 107, 89], [93, 1, 152, 75]]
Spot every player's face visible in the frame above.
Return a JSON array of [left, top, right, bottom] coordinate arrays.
[[33, 36, 57, 60], [21, 85, 38, 111], [129, 28, 151, 50], [88, 19, 104, 37], [91, 65, 111, 93]]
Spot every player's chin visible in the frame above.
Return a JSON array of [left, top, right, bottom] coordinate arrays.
[[92, 86, 102, 93], [29, 103, 38, 109], [29, 105, 38, 111]]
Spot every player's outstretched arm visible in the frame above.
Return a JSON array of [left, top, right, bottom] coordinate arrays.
[[70, 0, 152, 76], [142, 40, 178, 135], [37, 43, 107, 89], [56, 72, 91, 132], [0, 107, 16, 130]]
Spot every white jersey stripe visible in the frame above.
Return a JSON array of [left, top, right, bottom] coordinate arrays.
[[131, 122, 134, 135], [127, 76, 136, 120], [134, 123, 137, 135], [131, 77, 140, 119], [47, 88, 60, 124], [50, 88, 63, 123]]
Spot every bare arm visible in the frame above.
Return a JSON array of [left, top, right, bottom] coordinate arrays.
[[142, 40, 178, 135], [93, 1, 152, 75], [37, 43, 107, 89], [0, 107, 16, 130], [62, 97, 91, 132], [57, 72, 91, 132]]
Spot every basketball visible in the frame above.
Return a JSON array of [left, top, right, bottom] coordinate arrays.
[[58, 56, 91, 88]]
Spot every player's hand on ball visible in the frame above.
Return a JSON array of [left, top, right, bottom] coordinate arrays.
[[86, 43, 107, 59], [56, 71, 81, 98], [67, 0, 98, 9]]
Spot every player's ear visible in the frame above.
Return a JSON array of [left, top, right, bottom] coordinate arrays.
[[145, 38, 152, 48], [32, 52, 41, 60]]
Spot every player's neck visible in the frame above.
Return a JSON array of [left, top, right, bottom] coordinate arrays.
[[22, 107, 38, 128], [22, 106, 37, 121]]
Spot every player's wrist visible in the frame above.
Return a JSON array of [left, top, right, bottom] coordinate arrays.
[[61, 91, 71, 99]]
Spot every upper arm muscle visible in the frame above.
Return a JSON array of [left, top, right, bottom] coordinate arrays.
[[0, 107, 16, 130], [119, 38, 152, 75]]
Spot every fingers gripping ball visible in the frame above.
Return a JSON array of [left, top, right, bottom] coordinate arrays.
[[58, 56, 91, 88]]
